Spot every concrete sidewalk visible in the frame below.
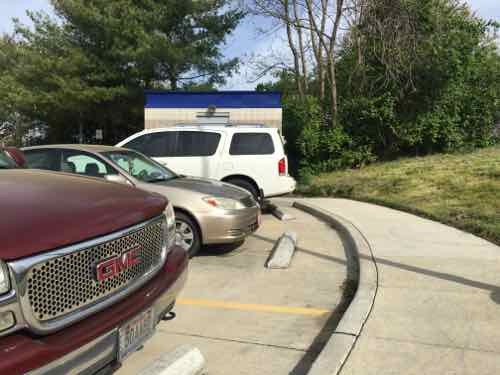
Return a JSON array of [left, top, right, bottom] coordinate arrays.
[[297, 198, 500, 375]]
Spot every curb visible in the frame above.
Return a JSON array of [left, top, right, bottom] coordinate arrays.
[[293, 201, 378, 375], [266, 231, 298, 269], [138, 345, 206, 375]]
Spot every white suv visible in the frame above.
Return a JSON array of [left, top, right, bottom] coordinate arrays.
[[116, 124, 297, 199]]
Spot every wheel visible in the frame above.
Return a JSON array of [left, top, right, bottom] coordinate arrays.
[[226, 178, 260, 201], [174, 211, 201, 257]]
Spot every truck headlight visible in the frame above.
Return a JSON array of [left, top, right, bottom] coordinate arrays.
[[0, 261, 10, 295], [203, 196, 245, 210], [0, 312, 15, 332], [165, 202, 176, 249]]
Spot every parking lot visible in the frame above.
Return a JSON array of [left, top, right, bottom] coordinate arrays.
[[117, 202, 350, 375]]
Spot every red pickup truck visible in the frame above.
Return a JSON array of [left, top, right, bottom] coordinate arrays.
[[0, 148, 188, 374]]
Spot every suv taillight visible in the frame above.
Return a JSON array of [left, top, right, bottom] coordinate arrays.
[[278, 158, 286, 176]]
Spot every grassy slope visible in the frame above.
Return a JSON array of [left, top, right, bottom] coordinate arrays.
[[299, 146, 500, 245]]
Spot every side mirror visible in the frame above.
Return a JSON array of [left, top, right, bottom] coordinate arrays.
[[105, 174, 132, 186], [5, 147, 26, 167]]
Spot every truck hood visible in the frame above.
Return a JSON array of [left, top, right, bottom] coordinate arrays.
[[0, 170, 167, 261], [158, 176, 251, 200]]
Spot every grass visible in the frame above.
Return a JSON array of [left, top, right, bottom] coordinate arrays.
[[298, 146, 500, 245]]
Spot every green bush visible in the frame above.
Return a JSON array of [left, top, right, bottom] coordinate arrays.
[[282, 96, 323, 176], [295, 104, 376, 177], [273, 1, 500, 177]]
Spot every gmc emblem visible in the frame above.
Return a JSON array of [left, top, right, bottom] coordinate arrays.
[[96, 246, 142, 282]]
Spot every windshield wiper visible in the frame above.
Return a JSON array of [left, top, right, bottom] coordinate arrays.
[[148, 177, 168, 183]]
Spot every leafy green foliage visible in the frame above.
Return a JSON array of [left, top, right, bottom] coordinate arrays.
[[50, 0, 242, 89], [281, 96, 375, 179], [270, 0, 500, 175], [338, 0, 500, 157]]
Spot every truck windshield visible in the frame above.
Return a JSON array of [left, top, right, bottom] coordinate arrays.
[[0, 151, 17, 169], [102, 150, 177, 183]]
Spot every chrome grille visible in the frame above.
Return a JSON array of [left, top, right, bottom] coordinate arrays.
[[25, 219, 164, 322]]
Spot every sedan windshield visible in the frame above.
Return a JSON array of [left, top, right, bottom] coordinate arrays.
[[0, 151, 17, 169], [102, 150, 177, 183]]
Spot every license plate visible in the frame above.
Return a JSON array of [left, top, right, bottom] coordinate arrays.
[[118, 308, 154, 362]]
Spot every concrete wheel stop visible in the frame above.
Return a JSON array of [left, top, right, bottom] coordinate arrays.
[[138, 345, 206, 375], [266, 231, 298, 269]]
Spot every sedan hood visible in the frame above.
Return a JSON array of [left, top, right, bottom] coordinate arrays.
[[0, 170, 167, 261], [160, 176, 251, 200]]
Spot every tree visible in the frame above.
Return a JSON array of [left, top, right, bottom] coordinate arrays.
[[50, 0, 243, 90], [248, 0, 347, 126], [0, 1, 243, 144], [337, 0, 500, 155], [249, 0, 309, 100], [259, 0, 499, 175]]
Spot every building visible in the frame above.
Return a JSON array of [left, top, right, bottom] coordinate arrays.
[[144, 91, 282, 130]]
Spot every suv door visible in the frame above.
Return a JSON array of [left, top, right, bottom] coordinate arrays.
[[167, 131, 223, 177]]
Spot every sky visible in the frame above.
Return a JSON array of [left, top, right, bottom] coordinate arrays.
[[1, 0, 499, 90]]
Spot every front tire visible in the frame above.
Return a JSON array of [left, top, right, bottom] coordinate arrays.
[[175, 211, 201, 258]]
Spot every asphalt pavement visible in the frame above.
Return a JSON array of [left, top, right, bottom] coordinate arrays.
[[117, 204, 350, 375]]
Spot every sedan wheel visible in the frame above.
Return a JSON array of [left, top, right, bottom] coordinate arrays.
[[174, 211, 201, 257]]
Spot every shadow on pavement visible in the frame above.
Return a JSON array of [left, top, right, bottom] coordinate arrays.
[[254, 232, 500, 304], [196, 240, 246, 258], [251, 232, 359, 375]]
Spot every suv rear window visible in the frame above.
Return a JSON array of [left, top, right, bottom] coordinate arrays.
[[229, 133, 275, 155], [125, 131, 220, 157]]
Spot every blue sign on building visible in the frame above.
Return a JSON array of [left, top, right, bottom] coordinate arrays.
[[145, 90, 282, 109]]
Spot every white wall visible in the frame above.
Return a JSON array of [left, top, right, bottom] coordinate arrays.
[[145, 108, 283, 130]]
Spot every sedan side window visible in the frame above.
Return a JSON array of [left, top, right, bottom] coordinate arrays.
[[62, 151, 117, 178], [24, 149, 61, 171]]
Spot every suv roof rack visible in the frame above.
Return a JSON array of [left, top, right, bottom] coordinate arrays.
[[174, 123, 269, 128]]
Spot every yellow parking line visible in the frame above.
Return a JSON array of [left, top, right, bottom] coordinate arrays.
[[177, 298, 331, 316]]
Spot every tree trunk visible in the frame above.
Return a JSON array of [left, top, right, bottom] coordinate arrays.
[[78, 111, 84, 143], [284, 0, 304, 99], [293, 0, 308, 93], [327, 0, 344, 127], [170, 77, 178, 90], [305, 0, 330, 102], [329, 57, 338, 127]]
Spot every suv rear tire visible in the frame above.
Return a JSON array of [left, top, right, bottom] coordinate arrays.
[[226, 178, 260, 201]]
